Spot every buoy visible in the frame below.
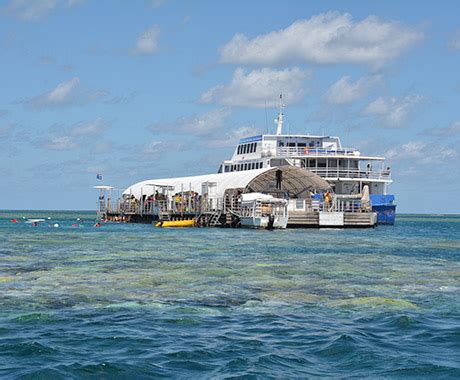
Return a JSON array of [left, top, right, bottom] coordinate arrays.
[[77, 218, 81, 221], [71, 223, 78, 227], [47, 217, 51, 220], [10, 219, 17, 223], [53, 223, 59, 228]]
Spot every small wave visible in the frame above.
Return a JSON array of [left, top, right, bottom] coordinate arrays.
[[315, 334, 360, 358], [4, 341, 57, 357]]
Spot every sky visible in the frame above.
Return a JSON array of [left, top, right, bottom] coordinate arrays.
[[1, 0, 460, 213]]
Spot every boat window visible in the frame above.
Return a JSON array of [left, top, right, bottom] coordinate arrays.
[[218, 164, 222, 173], [278, 141, 284, 147], [308, 159, 316, 167], [318, 159, 326, 168], [288, 142, 296, 147], [244, 163, 248, 170], [230, 165, 234, 172], [309, 142, 315, 147], [298, 143, 306, 147], [251, 162, 255, 169]]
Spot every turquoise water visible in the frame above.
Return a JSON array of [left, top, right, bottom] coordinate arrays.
[[0, 211, 459, 378]]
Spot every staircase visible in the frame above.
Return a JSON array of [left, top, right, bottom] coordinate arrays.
[[287, 211, 319, 227], [208, 210, 222, 226]]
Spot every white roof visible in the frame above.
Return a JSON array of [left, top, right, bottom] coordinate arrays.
[[241, 192, 274, 201], [123, 168, 272, 199]]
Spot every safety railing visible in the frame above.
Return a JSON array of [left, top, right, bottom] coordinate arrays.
[[309, 168, 391, 180], [288, 198, 364, 213], [98, 197, 224, 216], [277, 147, 358, 157]]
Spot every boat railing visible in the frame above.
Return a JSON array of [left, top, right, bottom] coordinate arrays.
[[309, 168, 391, 180], [99, 194, 369, 218], [289, 198, 364, 213], [99, 196, 225, 217], [277, 147, 358, 157]]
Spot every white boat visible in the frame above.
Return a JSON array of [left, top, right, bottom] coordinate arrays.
[[237, 193, 288, 229], [217, 95, 396, 224]]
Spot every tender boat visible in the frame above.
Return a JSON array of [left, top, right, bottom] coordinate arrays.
[[237, 193, 288, 229]]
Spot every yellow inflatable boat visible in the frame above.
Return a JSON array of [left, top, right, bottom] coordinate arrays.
[[155, 219, 195, 228]]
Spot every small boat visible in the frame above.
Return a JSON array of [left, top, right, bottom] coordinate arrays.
[[155, 219, 195, 228], [237, 193, 289, 229]]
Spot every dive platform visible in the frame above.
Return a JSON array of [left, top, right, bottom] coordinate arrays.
[[95, 167, 378, 229]]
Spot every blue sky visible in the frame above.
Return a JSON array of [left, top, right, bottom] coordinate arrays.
[[1, 0, 459, 213]]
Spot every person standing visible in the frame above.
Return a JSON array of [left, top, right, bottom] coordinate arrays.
[[276, 169, 283, 190]]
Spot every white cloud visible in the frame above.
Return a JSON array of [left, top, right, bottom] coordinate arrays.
[[67, 0, 85, 6], [148, 108, 231, 136], [385, 140, 457, 165], [448, 29, 460, 50], [0, 124, 16, 139], [2, 0, 84, 21], [363, 95, 423, 128], [133, 25, 160, 55], [70, 118, 111, 137], [423, 121, 460, 137], [324, 75, 382, 105], [220, 12, 422, 66], [40, 135, 77, 150], [25, 77, 106, 109], [148, 0, 168, 8], [199, 67, 310, 108], [206, 125, 262, 148], [36, 118, 111, 151]]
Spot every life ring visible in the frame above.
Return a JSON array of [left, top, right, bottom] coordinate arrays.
[[303, 147, 309, 155]]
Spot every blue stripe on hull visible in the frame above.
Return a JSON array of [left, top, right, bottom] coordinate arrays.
[[372, 205, 396, 225]]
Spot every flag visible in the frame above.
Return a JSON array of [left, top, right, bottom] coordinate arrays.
[[96, 174, 103, 180]]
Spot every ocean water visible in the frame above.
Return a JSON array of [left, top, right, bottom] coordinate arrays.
[[0, 211, 459, 379]]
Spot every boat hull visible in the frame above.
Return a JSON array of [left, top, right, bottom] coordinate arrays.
[[372, 205, 396, 225], [240, 216, 288, 229], [370, 194, 396, 225]]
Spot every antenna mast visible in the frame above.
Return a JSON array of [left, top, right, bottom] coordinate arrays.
[[275, 94, 284, 135]]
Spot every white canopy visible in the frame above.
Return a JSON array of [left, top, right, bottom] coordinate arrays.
[[123, 168, 271, 199], [123, 166, 331, 200]]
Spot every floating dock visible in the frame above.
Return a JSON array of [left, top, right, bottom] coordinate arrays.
[[96, 167, 377, 228]]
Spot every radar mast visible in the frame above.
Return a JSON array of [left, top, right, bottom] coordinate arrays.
[[275, 94, 284, 135]]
